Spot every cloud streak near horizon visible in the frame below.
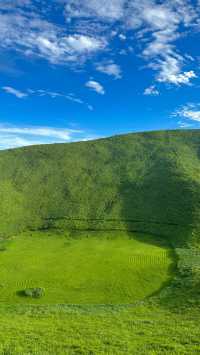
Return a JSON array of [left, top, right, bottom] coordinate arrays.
[[0, 124, 97, 150]]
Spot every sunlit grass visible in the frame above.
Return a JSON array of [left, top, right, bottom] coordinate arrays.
[[0, 231, 173, 304]]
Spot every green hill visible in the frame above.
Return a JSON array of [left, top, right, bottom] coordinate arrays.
[[0, 129, 200, 246], [0, 129, 200, 353]]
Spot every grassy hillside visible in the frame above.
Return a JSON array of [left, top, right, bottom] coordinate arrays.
[[0, 129, 200, 353], [0, 129, 200, 246]]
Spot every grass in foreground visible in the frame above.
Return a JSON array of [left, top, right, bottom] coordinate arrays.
[[0, 231, 199, 354], [0, 303, 199, 354], [0, 231, 173, 305]]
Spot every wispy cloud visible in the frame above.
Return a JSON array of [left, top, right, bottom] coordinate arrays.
[[65, 0, 125, 22], [177, 121, 193, 128], [155, 60, 196, 86], [173, 103, 200, 122], [0, 135, 45, 150], [1, 86, 93, 110], [0, 0, 32, 9], [2, 86, 28, 98], [0, 5, 106, 66], [29, 89, 91, 108], [0, 0, 199, 87], [33, 89, 84, 104], [119, 33, 126, 41], [0, 126, 81, 140], [65, 0, 199, 85], [85, 80, 105, 95], [138, 2, 197, 85], [144, 85, 159, 96], [96, 61, 122, 79], [0, 124, 97, 150]]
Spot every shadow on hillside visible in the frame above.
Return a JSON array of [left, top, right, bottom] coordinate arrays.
[[118, 153, 200, 248], [118, 151, 200, 308], [145, 248, 178, 299]]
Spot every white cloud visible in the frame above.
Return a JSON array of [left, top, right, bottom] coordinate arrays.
[[2, 86, 28, 98], [0, 126, 81, 140], [64, 34, 102, 52], [0, 135, 45, 150], [0, 0, 31, 10], [64, 0, 198, 85], [33, 34, 105, 64], [0, 7, 106, 66], [96, 62, 122, 79], [156, 59, 197, 85], [173, 103, 200, 122], [0, 124, 96, 150], [144, 85, 159, 96], [31, 33, 105, 65], [65, 0, 125, 21], [139, 2, 197, 85], [0, 0, 199, 85], [119, 33, 126, 41], [85, 80, 105, 95]]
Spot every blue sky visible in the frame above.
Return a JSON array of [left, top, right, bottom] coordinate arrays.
[[0, 0, 200, 149]]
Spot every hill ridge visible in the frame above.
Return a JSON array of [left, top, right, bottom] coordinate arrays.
[[0, 129, 200, 247]]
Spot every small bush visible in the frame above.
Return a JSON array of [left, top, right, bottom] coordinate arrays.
[[20, 287, 45, 298]]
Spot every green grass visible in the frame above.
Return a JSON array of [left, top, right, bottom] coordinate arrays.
[[0, 303, 199, 354], [0, 129, 200, 247], [0, 130, 200, 353], [0, 231, 173, 305]]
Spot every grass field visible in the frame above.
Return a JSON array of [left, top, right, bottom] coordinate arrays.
[[0, 302, 199, 354], [0, 231, 173, 305], [0, 232, 199, 354]]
